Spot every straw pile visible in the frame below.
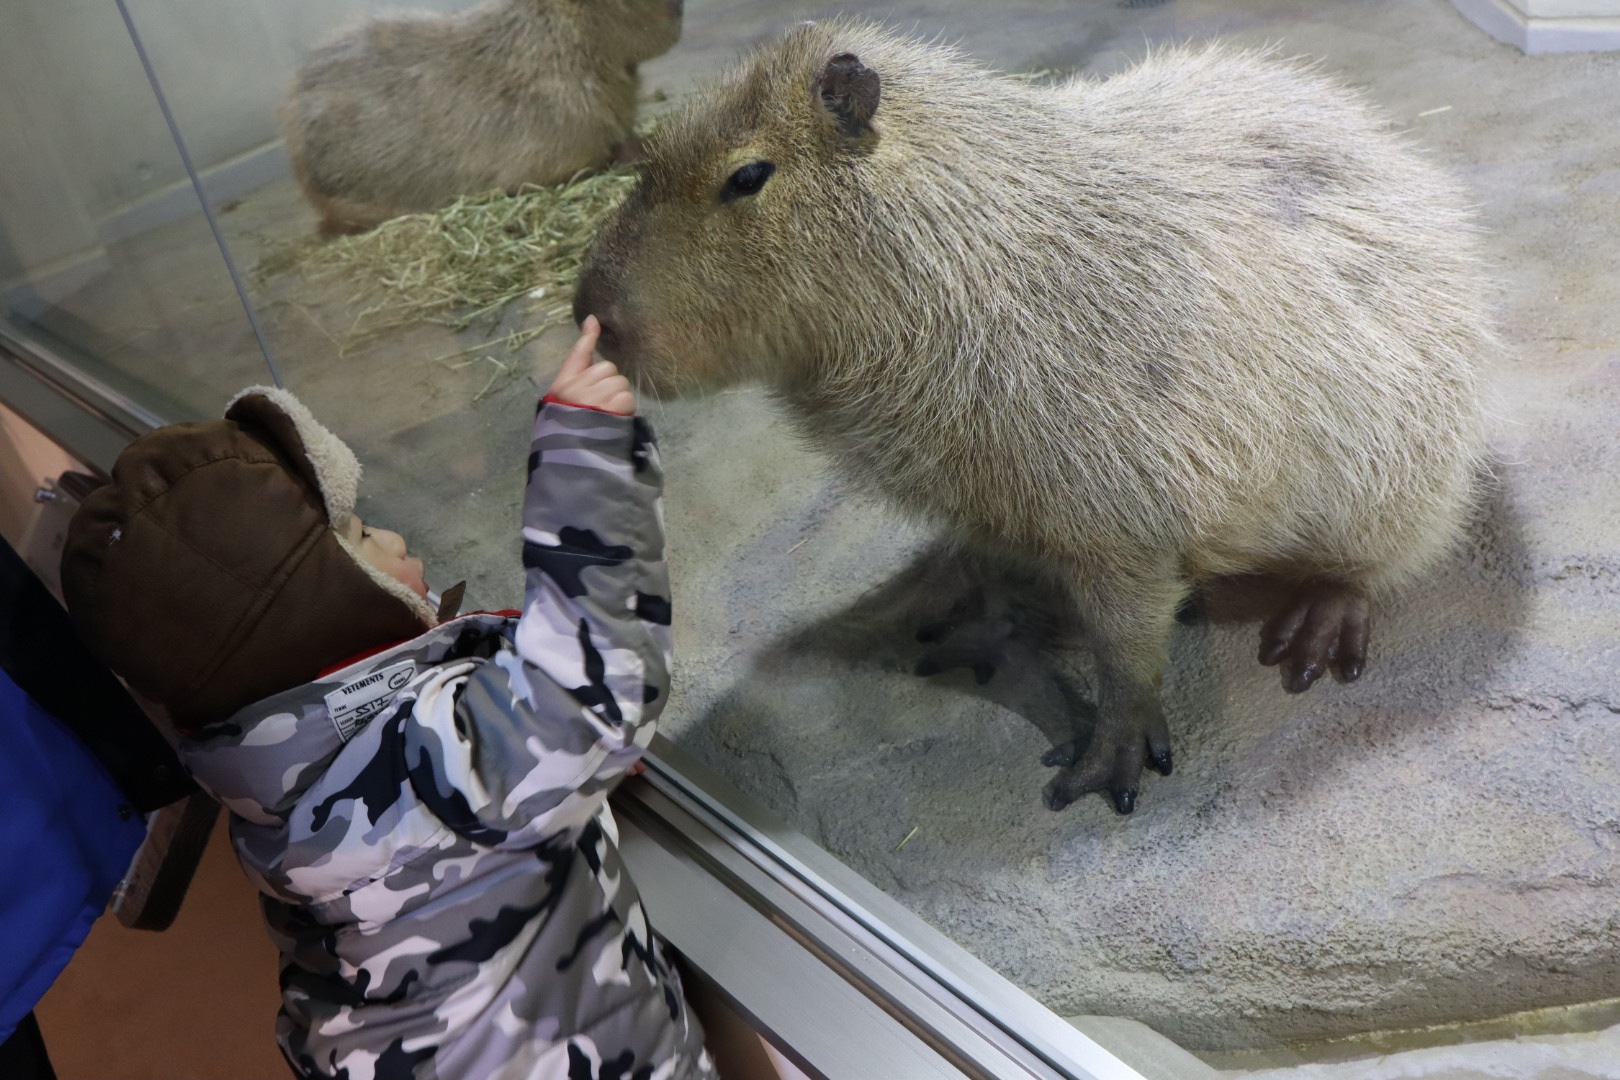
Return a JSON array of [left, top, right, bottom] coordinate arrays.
[[255, 168, 637, 350]]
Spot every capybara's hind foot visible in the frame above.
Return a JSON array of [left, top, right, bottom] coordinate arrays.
[[1258, 581, 1370, 693]]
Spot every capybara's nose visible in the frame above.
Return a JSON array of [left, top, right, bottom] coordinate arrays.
[[572, 271, 611, 331], [591, 314, 621, 357], [573, 270, 625, 356], [571, 280, 594, 330]]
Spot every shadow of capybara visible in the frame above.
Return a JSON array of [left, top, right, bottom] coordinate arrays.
[[573, 19, 1494, 815], [283, 0, 683, 234]]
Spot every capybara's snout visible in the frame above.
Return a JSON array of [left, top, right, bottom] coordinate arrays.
[[572, 265, 627, 360]]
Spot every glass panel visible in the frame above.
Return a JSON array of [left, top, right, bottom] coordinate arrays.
[[101, 0, 1620, 1072], [116, 0, 552, 602], [0, 0, 275, 421]]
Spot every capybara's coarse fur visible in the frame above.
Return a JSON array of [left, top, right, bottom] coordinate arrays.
[[574, 20, 1493, 814], [282, 0, 683, 234]]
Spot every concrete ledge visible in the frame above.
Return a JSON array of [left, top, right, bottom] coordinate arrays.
[[2, 140, 291, 311], [1450, 0, 1620, 52], [1516, 0, 1620, 16], [1066, 1016, 1221, 1080], [94, 140, 290, 246], [1229, 1019, 1620, 1079]]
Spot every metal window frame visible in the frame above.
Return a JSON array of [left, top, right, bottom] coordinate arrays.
[[0, 321, 166, 472]]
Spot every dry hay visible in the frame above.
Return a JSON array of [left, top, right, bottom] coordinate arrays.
[[254, 169, 637, 389]]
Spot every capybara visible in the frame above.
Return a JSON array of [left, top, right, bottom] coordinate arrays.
[[573, 19, 1492, 814], [283, 0, 683, 234]]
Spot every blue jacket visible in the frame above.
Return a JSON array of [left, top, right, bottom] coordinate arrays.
[[0, 668, 146, 1039]]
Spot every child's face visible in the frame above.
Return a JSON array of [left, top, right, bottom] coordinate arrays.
[[342, 516, 429, 600]]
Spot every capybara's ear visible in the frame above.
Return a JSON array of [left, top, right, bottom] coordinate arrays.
[[814, 52, 880, 138]]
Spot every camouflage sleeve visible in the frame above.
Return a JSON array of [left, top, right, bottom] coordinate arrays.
[[407, 401, 670, 848]]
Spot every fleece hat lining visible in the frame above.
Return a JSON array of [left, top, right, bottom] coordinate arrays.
[[226, 385, 438, 628]]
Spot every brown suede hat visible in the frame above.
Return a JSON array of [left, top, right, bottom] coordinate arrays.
[[60, 386, 438, 730]]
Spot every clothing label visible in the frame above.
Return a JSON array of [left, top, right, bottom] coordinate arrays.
[[324, 660, 416, 743]]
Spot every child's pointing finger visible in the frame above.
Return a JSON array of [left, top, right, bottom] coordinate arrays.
[[546, 315, 636, 415], [555, 315, 602, 382]]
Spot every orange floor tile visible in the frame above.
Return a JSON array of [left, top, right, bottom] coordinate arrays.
[[34, 813, 288, 1079]]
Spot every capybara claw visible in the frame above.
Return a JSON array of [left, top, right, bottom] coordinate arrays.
[[1111, 788, 1137, 816], [1043, 781, 1077, 812], [1149, 746, 1174, 777], [1042, 742, 1079, 768], [1286, 662, 1324, 694]]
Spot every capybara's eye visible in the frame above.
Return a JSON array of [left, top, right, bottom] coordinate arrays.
[[721, 161, 776, 202]]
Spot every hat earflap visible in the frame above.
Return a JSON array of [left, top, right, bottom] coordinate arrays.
[[226, 386, 361, 528], [225, 386, 437, 628], [332, 531, 440, 628]]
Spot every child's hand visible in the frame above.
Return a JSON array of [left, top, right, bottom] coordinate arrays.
[[547, 316, 635, 416]]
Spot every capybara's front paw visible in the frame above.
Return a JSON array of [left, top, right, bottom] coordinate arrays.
[[1039, 703, 1173, 814], [1258, 581, 1370, 693]]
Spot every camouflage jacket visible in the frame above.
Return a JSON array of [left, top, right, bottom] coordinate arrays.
[[179, 402, 713, 1080]]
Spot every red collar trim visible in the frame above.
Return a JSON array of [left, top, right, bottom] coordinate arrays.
[[542, 393, 633, 417]]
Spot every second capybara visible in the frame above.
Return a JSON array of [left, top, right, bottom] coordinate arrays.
[[283, 0, 683, 234], [573, 19, 1493, 814]]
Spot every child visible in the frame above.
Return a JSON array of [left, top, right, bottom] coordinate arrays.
[[60, 318, 715, 1079]]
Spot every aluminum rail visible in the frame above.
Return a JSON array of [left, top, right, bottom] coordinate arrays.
[[0, 323, 164, 476]]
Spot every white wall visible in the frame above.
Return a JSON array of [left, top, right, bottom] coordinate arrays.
[[1450, 0, 1620, 52]]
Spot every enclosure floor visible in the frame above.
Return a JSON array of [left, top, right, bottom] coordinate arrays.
[[26, 0, 1620, 1068]]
